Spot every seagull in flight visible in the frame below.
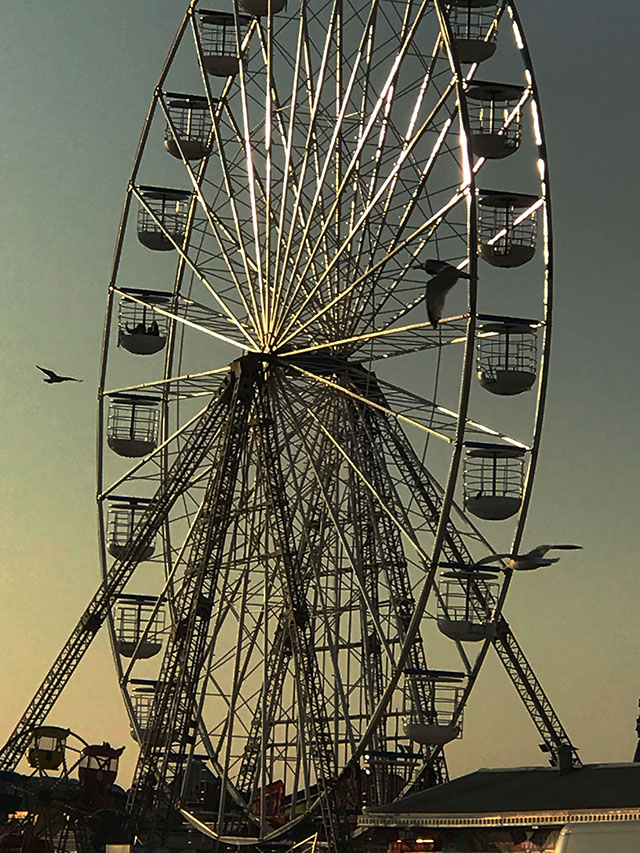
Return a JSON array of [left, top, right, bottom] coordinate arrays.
[[476, 544, 582, 572], [36, 365, 83, 384], [412, 259, 472, 328]]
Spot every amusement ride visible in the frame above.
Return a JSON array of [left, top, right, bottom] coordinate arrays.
[[1, 1, 582, 850]]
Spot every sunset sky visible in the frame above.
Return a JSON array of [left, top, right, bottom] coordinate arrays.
[[1, 0, 639, 785]]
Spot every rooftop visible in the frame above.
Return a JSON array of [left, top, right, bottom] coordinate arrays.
[[360, 763, 640, 827]]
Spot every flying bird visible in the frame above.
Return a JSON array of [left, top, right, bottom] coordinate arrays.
[[412, 259, 472, 328], [36, 365, 83, 384], [476, 544, 582, 572]]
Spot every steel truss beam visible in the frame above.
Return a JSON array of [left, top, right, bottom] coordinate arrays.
[[0, 368, 239, 772], [230, 418, 340, 833], [254, 379, 344, 853], [127, 356, 260, 844], [375, 392, 581, 770], [343, 390, 449, 791]]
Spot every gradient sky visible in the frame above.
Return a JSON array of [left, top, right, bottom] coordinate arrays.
[[1, 1, 639, 785]]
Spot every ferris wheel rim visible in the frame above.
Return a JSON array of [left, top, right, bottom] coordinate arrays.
[[94, 0, 554, 836]]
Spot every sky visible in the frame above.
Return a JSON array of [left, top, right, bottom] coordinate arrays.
[[1, 0, 639, 788]]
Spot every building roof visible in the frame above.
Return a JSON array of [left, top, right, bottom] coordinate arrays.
[[364, 763, 640, 817]]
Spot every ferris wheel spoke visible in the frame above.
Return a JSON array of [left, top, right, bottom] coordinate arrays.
[[262, 13, 277, 334], [186, 160, 263, 338], [275, 377, 403, 670], [130, 186, 259, 348], [271, 0, 368, 331], [211, 94, 316, 341], [189, 14, 266, 334], [372, 373, 531, 448], [266, 11, 308, 335], [337, 40, 448, 330], [276, 178, 466, 350], [103, 366, 230, 400], [191, 172, 266, 337], [348, 112, 462, 336], [283, 360, 522, 448], [114, 288, 251, 353], [273, 0, 395, 328], [287, 361, 451, 442], [294, 73, 477, 347], [274, 19, 452, 342], [234, 23, 279, 340], [297, 148, 464, 347], [250, 23, 340, 344], [280, 317, 471, 361]]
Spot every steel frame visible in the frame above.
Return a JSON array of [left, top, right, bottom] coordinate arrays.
[[0, 3, 579, 853]]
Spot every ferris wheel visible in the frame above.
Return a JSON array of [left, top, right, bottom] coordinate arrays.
[[1, 1, 580, 850]]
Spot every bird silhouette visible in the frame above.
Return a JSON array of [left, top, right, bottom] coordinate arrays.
[[413, 259, 472, 328], [476, 544, 582, 572], [36, 365, 83, 384]]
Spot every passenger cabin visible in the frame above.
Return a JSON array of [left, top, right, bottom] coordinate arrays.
[[448, 0, 498, 64], [437, 569, 498, 642], [106, 394, 160, 458], [164, 93, 214, 161], [136, 186, 190, 252], [403, 670, 464, 746], [130, 680, 157, 744], [464, 442, 525, 521], [466, 82, 524, 159], [478, 189, 539, 267], [476, 316, 538, 396], [27, 726, 70, 772], [118, 289, 169, 355], [107, 496, 155, 560], [114, 595, 165, 660], [238, 0, 286, 15], [78, 743, 124, 792], [197, 10, 251, 77]]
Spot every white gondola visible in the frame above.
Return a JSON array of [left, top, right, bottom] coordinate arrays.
[[448, 0, 499, 64], [437, 570, 498, 642], [164, 93, 213, 161], [118, 289, 170, 356], [114, 595, 165, 660], [478, 189, 538, 267], [130, 680, 162, 745], [477, 316, 539, 396], [107, 497, 155, 561], [403, 670, 463, 746], [107, 394, 160, 458], [197, 10, 251, 77], [466, 82, 524, 159], [464, 442, 526, 521], [136, 186, 190, 252]]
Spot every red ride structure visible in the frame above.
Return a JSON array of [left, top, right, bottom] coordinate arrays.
[[78, 744, 125, 794]]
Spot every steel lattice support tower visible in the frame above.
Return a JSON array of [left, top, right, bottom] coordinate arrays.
[[0, 368, 237, 772], [127, 357, 259, 843]]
